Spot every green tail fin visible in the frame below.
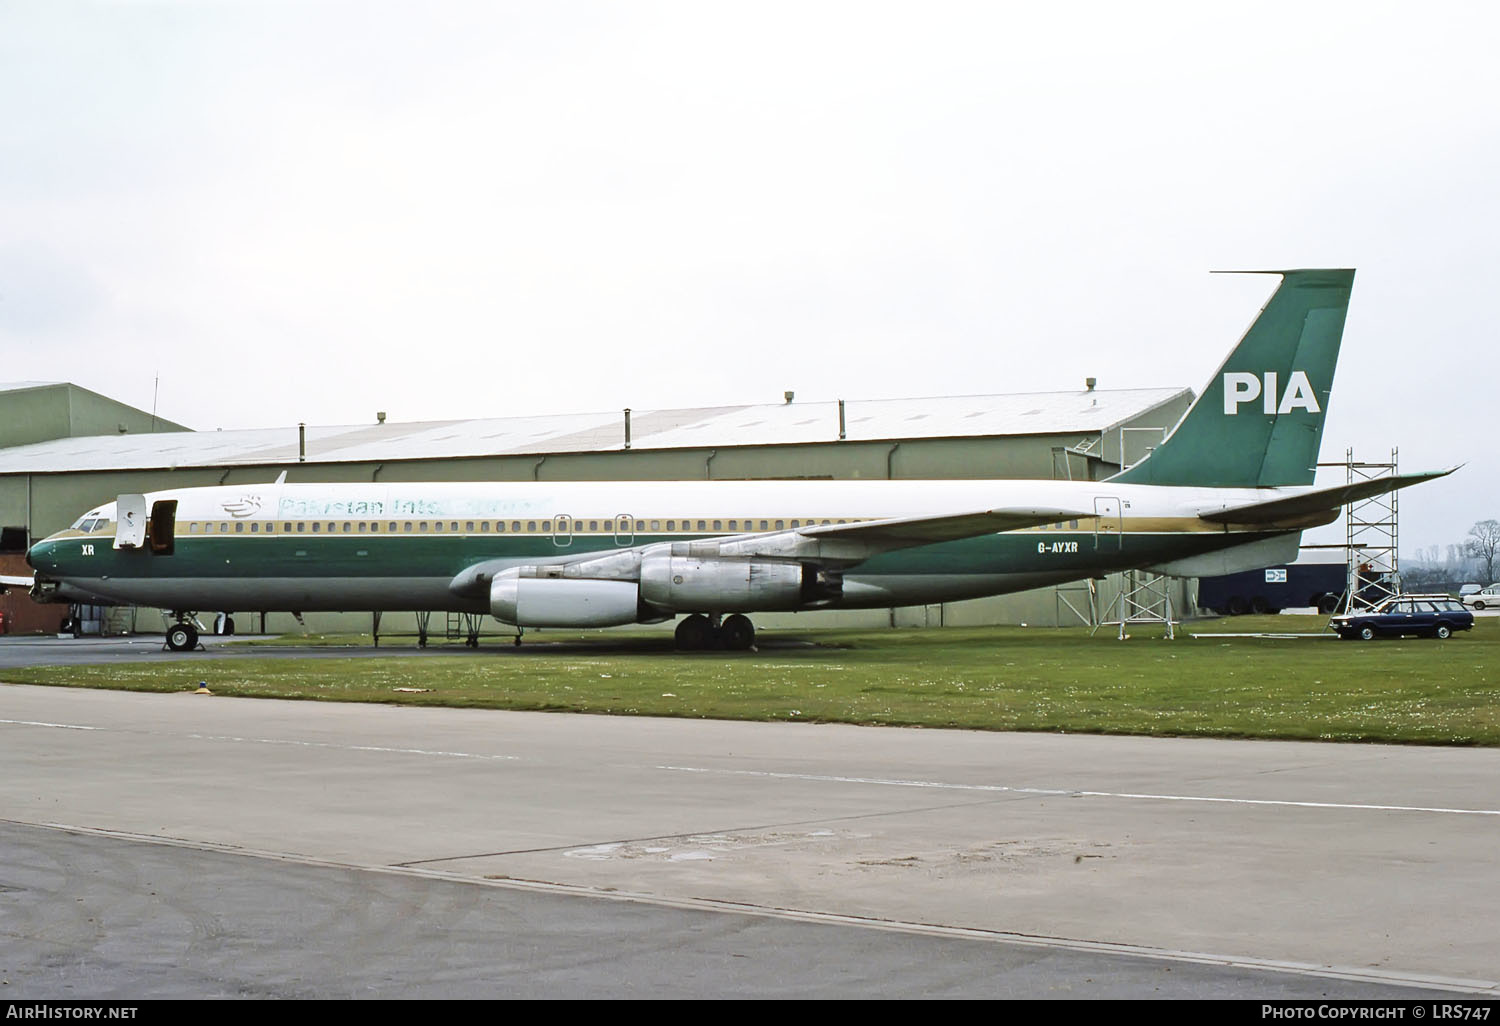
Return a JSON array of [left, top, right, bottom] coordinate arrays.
[[1110, 268, 1355, 487]]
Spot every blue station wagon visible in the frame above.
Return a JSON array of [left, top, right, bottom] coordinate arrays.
[[1329, 594, 1475, 641]]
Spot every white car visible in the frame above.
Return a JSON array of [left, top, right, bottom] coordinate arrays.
[[1464, 584, 1500, 610]]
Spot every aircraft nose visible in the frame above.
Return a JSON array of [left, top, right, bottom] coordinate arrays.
[[26, 538, 54, 571]]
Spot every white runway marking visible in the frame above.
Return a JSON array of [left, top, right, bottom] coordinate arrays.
[[0, 718, 103, 731], [189, 734, 520, 760], [0, 717, 514, 760], [658, 766, 1500, 817]]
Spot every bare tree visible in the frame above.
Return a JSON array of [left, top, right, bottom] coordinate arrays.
[[1466, 519, 1500, 584]]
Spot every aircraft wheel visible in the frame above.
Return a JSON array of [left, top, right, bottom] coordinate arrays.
[[675, 614, 713, 650], [166, 623, 198, 652], [1226, 596, 1247, 616], [1317, 594, 1340, 614], [1250, 597, 1269, 614], [1359, 626, 1376, 642], [1435, 624, 1452, 640], [719, 614, 755, 651]]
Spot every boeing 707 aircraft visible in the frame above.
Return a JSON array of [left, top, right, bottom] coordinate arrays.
[[24, 269, 1451, 650]]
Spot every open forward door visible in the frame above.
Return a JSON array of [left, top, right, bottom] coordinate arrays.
[[113, 494, 147, 549]]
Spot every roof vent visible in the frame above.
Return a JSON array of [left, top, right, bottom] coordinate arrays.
[[1085, 377, 1096, 391]]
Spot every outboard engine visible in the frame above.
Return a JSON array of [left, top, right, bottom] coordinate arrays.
[[489, 567, 642, 627]]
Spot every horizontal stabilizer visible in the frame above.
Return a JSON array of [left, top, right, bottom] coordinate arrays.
[[1198, 469, 1456, 524], [798, 507, 1091, 546]]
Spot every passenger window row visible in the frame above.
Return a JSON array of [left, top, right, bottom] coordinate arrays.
[[173, 517, 872, 536]]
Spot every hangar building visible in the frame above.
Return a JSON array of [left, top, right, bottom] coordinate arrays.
[[0, 381, 1194, 637]]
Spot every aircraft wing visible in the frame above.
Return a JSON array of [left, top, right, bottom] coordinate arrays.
[[685, 505, 1093, 567], [450, 506, 1089, 598], [1197, 469, 1456, 525], [0, 573, 32, 594], [795, 507, 1092, 546]]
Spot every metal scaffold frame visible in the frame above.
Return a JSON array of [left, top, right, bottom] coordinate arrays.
[[1094, 570, 1176, 640], [1317, 448, 1400, 614], [1055, 577, 1100, 627]]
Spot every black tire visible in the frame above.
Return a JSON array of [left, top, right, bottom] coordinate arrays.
[[1226, 596, 1247, 616], [166, 623, 198, 652], [1358, 625, 1376, 642], [222, 615, 235, 636], [1250, 597, 1269, 614], [1435, 624, 1452, 640], [674, 614, 713, 651], [1472, 600, 1486, 611], [719, 614, 755, 651], [1317, 594, 1340, 615]]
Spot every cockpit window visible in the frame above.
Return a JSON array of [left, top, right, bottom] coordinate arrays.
[[72, 517, 105, 533]]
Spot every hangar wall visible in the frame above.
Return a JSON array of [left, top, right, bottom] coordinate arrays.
[[0, 388, 1196, 637], [0, 417, 1188, 541], [0, 383, 188, 451]]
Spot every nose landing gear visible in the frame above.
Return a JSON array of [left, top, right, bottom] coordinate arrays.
[[165, 619, 200, 652], [164, 613, 204, 652]]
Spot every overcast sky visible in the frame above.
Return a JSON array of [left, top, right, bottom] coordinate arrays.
[[2, 0, 1496, 554]]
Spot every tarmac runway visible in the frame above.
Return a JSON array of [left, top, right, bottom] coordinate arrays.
[[2, 639, 1498, 999]]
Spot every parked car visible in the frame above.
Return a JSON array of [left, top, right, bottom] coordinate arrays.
[[1329, 594, 1474, 640], [1463, 584, 1500, 610]]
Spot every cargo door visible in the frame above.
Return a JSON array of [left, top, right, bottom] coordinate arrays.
[[1093, 496, 1122, 550]]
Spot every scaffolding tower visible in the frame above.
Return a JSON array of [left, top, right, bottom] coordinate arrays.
[[1094, 570, 1176, 640], [1318, 448, 1400, 613]]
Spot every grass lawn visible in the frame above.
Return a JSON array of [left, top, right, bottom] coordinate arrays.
[[4, 614, 1496, 745]]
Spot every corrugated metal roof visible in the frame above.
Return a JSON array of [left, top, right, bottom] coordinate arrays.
[[0, 387, 1189, 474], [0, 381, 64, 394]]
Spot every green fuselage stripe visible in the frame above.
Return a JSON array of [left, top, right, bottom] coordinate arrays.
[[39, 529, 1265, 583]]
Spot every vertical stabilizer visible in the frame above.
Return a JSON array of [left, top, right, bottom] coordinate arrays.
[[1110, 269, 1354, 487]]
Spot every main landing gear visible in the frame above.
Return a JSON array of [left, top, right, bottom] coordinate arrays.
[[674, 613, 756, 652]]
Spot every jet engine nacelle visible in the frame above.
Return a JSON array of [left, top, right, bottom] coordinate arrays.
[[489, 568, 641, 627], [639, 553, 812, 612]]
